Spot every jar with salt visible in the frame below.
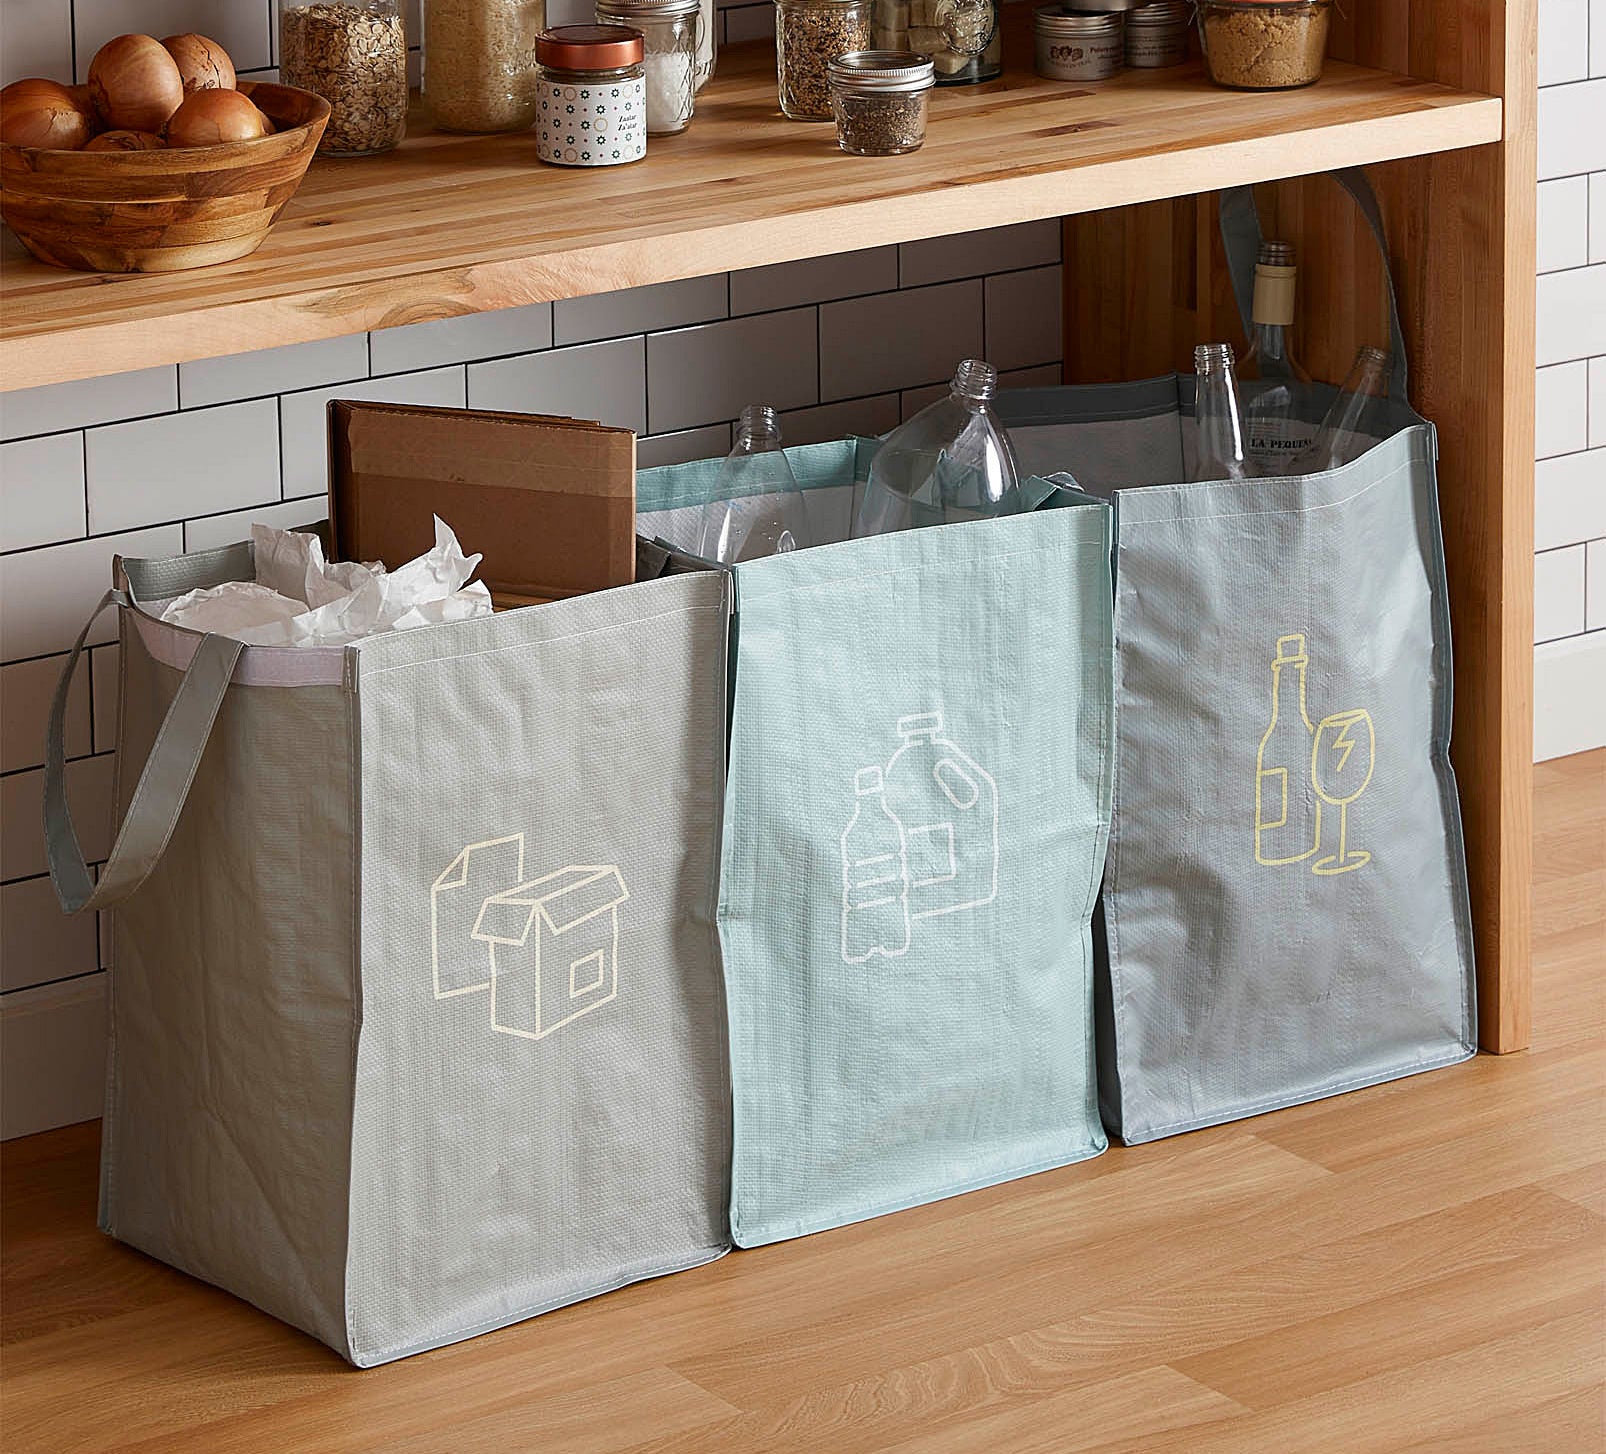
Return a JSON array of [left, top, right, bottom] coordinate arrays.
[[596, 0, 701, 133]]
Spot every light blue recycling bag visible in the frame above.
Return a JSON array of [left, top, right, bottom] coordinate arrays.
[[638, 441, 1113, 1247]]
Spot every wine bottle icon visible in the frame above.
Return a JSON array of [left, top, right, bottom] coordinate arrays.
[[1310, 709, 1375, 875], [1254, 634, 1319, 865]]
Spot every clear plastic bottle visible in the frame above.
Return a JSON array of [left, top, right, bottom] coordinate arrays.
[[1293, 345, 1393, 472], [1191, 342, 1250, 482], [695, 406, 817, 563], [1237, 240, 1314, 474], [852, 358, 1023, 537]]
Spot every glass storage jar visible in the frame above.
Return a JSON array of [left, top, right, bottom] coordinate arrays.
[[1123, 0, 1189, 66], [278, 0, 409, 155], [424, 0, 544, 132], [694, 0, 718, 89], [596, 0, 700, 133], [871, 0, 1001, 85], [535, 25, 646, 165], [776, 0, 874, 121], [1033, 7, 1123, 80], [1197, 0, 1331, 88], [827, 50, 934, 155]]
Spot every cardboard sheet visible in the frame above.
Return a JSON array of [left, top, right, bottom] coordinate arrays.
[[327, 400, 636, 601]]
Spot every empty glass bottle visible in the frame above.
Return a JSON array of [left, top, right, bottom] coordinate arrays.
[[1191, 342, 1250, 481], [852, 358, 1023, 537], [1292, 345, 1393, 473], [1237, 240, 1314, 473], [695, 406, 817, 563]]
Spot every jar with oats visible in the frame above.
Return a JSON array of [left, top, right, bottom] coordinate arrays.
[[776, 0, 873, 121], [424, 0, 545, 132], [279, 0, 409, 155]]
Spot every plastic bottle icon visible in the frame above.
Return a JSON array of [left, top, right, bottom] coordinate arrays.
[[1255, 634, 1320, 865], [882, 712, 998, 920], [840, 766, 912, 964]]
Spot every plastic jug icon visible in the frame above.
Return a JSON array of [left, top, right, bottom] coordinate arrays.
[[840, 766, 912, 963], [882, 712, 999, 920]]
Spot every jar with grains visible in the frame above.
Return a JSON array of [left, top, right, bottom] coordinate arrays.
[[596, 0, 701, 134], [828, 50, 933, 155], [424, 0, 544, 132], [279, 0, 409, 155], [1198, 0, 1331, 87], [776, 0, 873, 121], [870, 0, 1000, 86], [535, 25, 646, 166], [1123, 0, 1189, 66]]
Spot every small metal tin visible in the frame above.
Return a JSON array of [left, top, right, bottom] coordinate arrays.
[[1034, 6, 1125, 79], [1124, 0, 1189, 66]]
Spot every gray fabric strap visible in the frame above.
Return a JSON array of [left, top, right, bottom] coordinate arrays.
[[45, 591, 244, 915], [1218, 168, 1410, 402]]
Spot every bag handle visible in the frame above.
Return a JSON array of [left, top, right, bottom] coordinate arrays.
[[45, 591, 244, 915], [1218, 167, 1410, 403]]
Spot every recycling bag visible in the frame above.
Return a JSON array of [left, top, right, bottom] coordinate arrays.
[[45, 540, 733, 1366], [639, 441, 1114, 1246], [996, 168, 1477, 1143]]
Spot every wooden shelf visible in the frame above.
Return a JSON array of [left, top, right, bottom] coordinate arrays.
[[0, 25, 1498, 390]]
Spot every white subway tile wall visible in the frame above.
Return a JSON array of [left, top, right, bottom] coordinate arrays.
[[0, 0, 1600, 1138], [1532, 0, 1605, 701]]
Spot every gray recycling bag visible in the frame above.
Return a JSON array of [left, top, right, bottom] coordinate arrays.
[[45, 539, 732, 1365], [997, 169, 1477, 1143]]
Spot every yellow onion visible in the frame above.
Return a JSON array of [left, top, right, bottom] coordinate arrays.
[[161, 33, 237, 94], [164, 88, 271, 147], [83, 128, 165, 151], [89, 34, 184, 133], [1, 78, 97, 149]]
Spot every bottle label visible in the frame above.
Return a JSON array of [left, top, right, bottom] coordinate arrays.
[[1245, 415, 1317, 469]]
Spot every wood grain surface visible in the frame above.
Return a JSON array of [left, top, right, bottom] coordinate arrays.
[[0, 15, 1500, 390], [2, 750, 1599, 1454]]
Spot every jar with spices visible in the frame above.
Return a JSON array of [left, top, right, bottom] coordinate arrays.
[[870, 0, 1001, 86], [776, 0, 873, 121], [596, 0, 700, 134], [279, 0, 409, 155], [1123, 0, 1189, 67], [828, 50, 934, 155], [1198, 0, 1331, 88], [535, 25, 646, 166], [424, 0, 544, 132], [1033, 7, 1123, 81]]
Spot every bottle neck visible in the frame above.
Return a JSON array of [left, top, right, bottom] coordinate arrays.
[[1272, 655, 1307, 727], [734, 404, 783, 453]]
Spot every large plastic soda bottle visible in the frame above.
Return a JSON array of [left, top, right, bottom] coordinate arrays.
[[839, 766, 912, 964], [881, 713, 998, 920]]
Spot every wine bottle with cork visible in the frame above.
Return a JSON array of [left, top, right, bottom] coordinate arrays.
[[1237, 240, 1314, 474]]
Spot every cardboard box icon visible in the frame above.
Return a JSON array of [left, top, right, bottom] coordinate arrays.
[[431, 834, 525, 998], [471, 866, 629, 1040]]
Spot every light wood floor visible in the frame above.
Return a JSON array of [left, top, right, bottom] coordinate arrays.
[[3, 752, 1602, 1454]]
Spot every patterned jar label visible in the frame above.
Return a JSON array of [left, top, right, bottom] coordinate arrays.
[[537, 77, 647, 167]]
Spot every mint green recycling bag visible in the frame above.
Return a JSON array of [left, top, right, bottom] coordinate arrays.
[[638, 441, 1113, 1247]]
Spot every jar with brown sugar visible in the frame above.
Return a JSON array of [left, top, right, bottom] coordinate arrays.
[[1198, 0, 1331, 89]]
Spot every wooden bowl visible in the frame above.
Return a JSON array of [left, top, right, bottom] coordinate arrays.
[[0, 82, 330, 273]]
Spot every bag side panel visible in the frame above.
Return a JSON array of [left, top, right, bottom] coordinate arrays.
[[101, 618, 358, 1356], [722, 508, 1113, 1247], [346, 573, 732, 1366], [1104, 429, 1476, 1142]]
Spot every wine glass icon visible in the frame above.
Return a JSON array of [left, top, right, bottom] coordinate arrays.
[[1310, 709, 1375, 875]]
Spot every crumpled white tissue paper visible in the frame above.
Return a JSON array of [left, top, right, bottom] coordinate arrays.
[[160, 517, 493, 646]]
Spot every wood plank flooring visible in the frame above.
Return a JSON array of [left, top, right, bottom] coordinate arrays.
[[3, 750, 1601, 1453]]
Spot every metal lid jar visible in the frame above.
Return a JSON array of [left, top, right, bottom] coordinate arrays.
[[1123, 0, 1189, 66], [1198, 0, 1331, 88], [596, 0, 701, 133], [1034, 7, 1124, 80], [827, 50, 934, 155], [534, 25, 647, 166]]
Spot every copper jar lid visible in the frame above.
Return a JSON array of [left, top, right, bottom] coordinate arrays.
[[536, 25, 645, 69]]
